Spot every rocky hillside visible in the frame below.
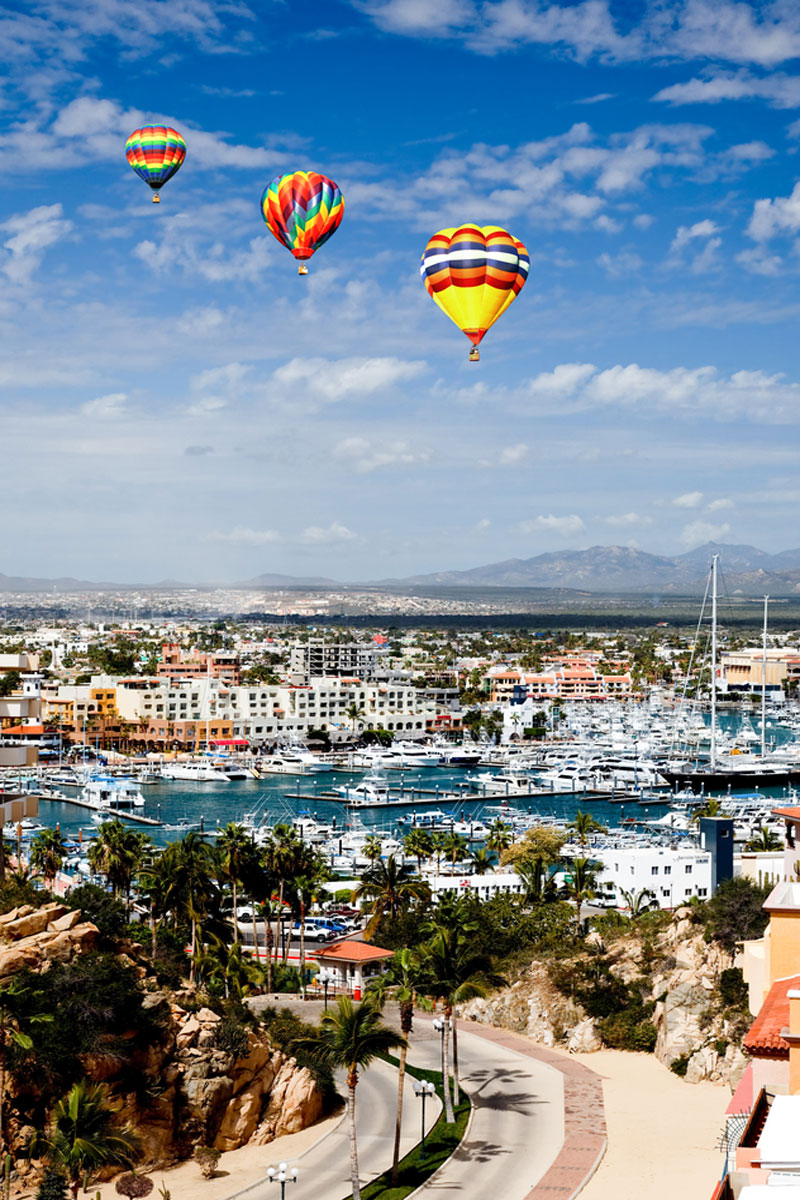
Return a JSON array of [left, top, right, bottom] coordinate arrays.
[[463, 906, 751, 1089], [0, 902, 326, 1178]]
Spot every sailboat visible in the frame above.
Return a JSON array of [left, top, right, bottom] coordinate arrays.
[[660, 561, 800, 793]]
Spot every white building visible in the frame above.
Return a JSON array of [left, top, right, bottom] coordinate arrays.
[[578, 842, 712, 909], [110, 675, 446, 744], [427, 871, 525, 901]]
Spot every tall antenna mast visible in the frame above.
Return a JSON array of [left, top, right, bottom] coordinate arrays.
[[710, 554, 718, 771], [761, 595, 769, 759]]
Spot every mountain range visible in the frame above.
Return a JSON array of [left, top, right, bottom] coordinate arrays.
[[4, 543, 800, 595], [383, 543, 800, 594]]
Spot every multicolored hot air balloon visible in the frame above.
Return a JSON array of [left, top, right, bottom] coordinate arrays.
[[126, 126, 186, 203], [260, 171, 344, 274], [420, 225, 529, 361]]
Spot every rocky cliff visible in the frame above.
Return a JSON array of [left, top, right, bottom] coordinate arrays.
[[0, 903, 327, 1170], [463, 907, 750, 1088]]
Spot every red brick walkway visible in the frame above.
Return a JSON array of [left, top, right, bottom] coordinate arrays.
[[460, 1020, 607, 1200]]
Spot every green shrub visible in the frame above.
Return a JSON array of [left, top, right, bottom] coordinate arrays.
[[67, 883, 128, 941], [704, 878, 771, 955], [714, 1038, 729, 1056], [670, 1054, 690, 1077], [212, 1016, 250, 1059], [36, 1168, 69, 1200], [718, 967, 749, 1010], [597, 1009, 657, 1052]]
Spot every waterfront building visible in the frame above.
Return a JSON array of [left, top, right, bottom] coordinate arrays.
[[289, 639, 381, 683], [577, 843, 713, 909], [720, 647, 800, 700], [157, 642, 241, 685]]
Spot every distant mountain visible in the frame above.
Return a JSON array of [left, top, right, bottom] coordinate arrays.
[[234, 572, 342, 588], [0, 573, 118, 593], [386, 543, 800, 594]]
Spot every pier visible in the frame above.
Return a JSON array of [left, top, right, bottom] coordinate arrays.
[[33, 791, 162, 826]]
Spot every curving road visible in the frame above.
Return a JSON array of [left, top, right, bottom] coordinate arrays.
[[408, 1018, 566, 1199]]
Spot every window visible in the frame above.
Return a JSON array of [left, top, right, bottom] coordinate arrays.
[[697, 888, 707, 897], [685, 865, 692, 874], [664, 866, 671, 876], [651, 866, 659, 876]]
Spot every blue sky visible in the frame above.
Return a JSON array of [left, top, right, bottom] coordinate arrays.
[[3, 0, 800, 582]]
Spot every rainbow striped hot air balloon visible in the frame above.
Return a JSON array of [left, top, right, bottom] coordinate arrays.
[[126, 126, 186, 203], [261, 171, 344, 274], [420, 225, 529, 361]]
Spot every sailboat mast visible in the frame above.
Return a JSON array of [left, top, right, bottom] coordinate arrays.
[[710, 554, 718, 771], [761, 594, 769, 759]]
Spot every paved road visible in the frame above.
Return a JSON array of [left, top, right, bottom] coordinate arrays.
[[250, 1057, 442, 1200], [408, 1019, 565, 1200]]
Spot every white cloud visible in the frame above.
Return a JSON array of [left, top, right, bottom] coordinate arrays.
[[747, 181, 800, 241], [655, 70, 800, 110], [498, 443, 529, 464], [475, 518, 491, 531], [300, 522, 357, 544], [596, 249, 643, 277], [355, 0, 800, 67], [518, 514, 585, 536], [333, 436, 431, 473], [707, 497, 734, 511], [681, 519, 732, 546], [1, 203, 72, 283], [672, 491, 704, 508], [209, 527, 283, 546], [273, 357, 426, 402], [81, 392, 128, 418], [670, 219, 720, 252], [601, 512, 653, 527], [736, 247, 784, 275]]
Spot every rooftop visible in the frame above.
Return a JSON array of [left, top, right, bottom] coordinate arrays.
[[743, 975, 800, 1057], [312, 941, 394, 963], [765, 881, 800, 913]]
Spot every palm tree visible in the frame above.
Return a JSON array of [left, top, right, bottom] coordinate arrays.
[[195, 936, 261, 1000], [691, 797, 722, 823], [87, 821, 149, 899], [403, 827, 433, 874], [0, 978, 51, 1153], [441, 832, 469, 868], [745, 826, 782, 852], [470, 847, 494, 875], [264, 824, 304, 962], [568, 811, 607, 847], [352, 856, 431, 940], [163, 834, 218, 985], [346, 703, 366, 735], [41, 1081, 139, 1198], [368, 949, 432, 1185], [217, 824, 257, 944], [137, 848, 174, 959], [619, 887, 659, 917], [291, 997, 405, 1200], [565, 856, 598, 929], [486, 821, 513, 856], [29, 828, 67, 889], [421, 925, 506, 1118], [362, 835, 383, 866]]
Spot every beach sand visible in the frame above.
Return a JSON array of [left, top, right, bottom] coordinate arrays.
[[85, 1111, 343, 1200], [573, 1049, 728, 1200]]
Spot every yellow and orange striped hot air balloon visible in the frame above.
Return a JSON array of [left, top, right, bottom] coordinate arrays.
[[420, 224, 529, 360]]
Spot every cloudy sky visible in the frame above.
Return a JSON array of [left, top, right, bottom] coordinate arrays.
[[3, 0, 800, 582]]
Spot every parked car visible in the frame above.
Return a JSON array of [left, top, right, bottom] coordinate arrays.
[[290, 923, 336, 943]]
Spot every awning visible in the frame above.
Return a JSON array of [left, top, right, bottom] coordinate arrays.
[[208, 738, 249, 746]]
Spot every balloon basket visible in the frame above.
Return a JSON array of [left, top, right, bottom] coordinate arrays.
[[469, 347, 480, 362], [298, 263, 309, 275], [152, 193, 161, 204]]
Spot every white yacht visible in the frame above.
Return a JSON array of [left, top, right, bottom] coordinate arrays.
[[392, 741, 442, 768], [260, 749, 333, 775], [81, 775, 146, 812], [161, 760, 232, 782], [469, 772, 540, 796]]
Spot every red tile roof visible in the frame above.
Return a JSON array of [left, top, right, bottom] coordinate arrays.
[[743, 974, 800, 1057], [0, 725, 44, 736], [312, 941, 394, 963], [772, 806, 800, 823]]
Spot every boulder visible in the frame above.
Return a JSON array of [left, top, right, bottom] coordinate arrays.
[[256, 1062, 324, 1143], [3, 910, 51, 940], [50, 910, 82, 932], [567, 1018, 602, 1054]]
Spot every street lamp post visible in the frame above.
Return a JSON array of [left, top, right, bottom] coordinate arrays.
[[318, 967, 333, 1011], [431, 1017, 452, 1079], [267, 1162, 297, 1200], [413, 1080, 436, 1161]]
